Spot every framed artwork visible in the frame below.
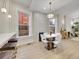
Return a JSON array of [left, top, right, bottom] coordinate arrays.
[[18, 11, 29, 36]]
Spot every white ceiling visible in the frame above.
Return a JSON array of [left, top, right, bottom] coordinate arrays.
[[13, 0, 79, 18], [13, 0, 32, 8], [56, 0, 79, 18], [30, 0, 73, 13]]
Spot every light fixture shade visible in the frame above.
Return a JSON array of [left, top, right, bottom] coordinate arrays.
[[8, 14, 12, 18], [52, 19, 55, 24], [47, 13, 54, 18], [1, 8, 7, 13]]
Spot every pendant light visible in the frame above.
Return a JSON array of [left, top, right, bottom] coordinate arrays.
[[1, 0, 7, 13], [8, 14, 12, 18], [8, 0, 12, 18], [47, 0, 54, 18]]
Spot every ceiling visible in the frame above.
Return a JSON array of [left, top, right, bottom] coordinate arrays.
[[13, 0, 79, 18]]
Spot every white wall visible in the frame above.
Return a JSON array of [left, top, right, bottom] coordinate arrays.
[[56, 14, 66, 32], [33, 12, 49, 40], [0, 13, 9, 33], [0, 0, 9, 33], [56, 14, 72, 32], [65, 16, 72, 32], [56, 14, 62, 32]]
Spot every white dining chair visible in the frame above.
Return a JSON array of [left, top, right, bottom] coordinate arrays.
[[53, 33, 61, 47], [40, 34, 48, 48]]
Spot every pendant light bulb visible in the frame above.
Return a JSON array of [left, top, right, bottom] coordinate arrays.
[[8, 14, 12, 18], [47, 14, 54, 18], [47, 1, 54, 18], [1, 8, 7, 13]]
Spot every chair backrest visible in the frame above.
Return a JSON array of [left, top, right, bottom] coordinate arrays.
[[39, 32, 44, 41], [43, 33, 48, 36], [40, 34, 44, 42], [41, 34, 48, 43], [56, 33, 62, 42]]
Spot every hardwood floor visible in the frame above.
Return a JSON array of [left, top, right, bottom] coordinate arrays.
[[16, 38, 79, 59]]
